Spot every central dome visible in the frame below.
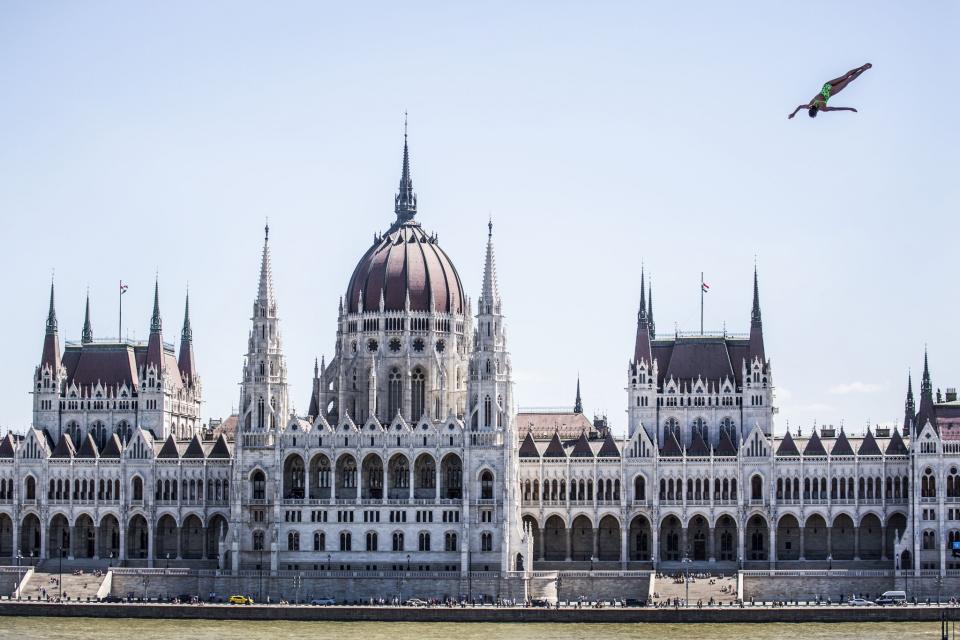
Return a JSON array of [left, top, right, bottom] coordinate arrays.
[[345, 132, 466, 316], [346, 222, 465, 315]]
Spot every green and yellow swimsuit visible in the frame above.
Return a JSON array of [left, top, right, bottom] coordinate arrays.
[[816, 83, 832, 108]]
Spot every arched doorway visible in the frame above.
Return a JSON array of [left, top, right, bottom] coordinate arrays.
[[0, 513, 12, 557], [336, 454, 358, 500], [776, 514, 800, 561], [309, 454, 332, 500], [361, 453, 384, 500], [127, 515, 149, 559], [283, 454, 306, 499], [440, 453, 463, 500], [746, 514, 768, 561], [597, 515, 621, 562], [659, 515, 682, 562], [859, 514, 883, 560], [97, 514, 120, 560], [628, 515, 651, 562], [543, 515, 566, 561], [48, 514, 70, 558], [155, 514, 177, 560], [571, 515, 593, 561], [714, 515, 737, 562], [688, 515, 709, 561], [21, 514, 41, 559], [804, 514, 828, 560], [832, 514, 855, 560], [887, 513, 907, 560], [180, 514, 204, 559], [387, 454, 410, 500], [413, 453, 436, 499], [73, 513, 96, 559]]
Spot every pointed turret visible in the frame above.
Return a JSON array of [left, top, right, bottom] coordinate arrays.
[[916, 348, 937, 431], [748, 266, 765, 363], [257, 223, 275, 313], [647, 276, 655, 338], [145, 279, 164, 371], [479, 219, 501, 314], [40, 279, 61, 372], [903, 372, 916, 433], [633, 270, 652, 365], [574, 377, 583, 414], [394, 115, 417, 225], [81, 291, 93, 344], [307, 357, 320, 419], [178, 291, 196, 384]]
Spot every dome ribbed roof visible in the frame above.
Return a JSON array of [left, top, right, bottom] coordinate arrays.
[[346, 222, 465, 314]]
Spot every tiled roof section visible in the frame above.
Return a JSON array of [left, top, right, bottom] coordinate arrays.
[[597, 431, 621, 458], [687, 431, 710, 456], [776, 432, 800, 456], [652, 336, 749, 387], [51, 434, 76, 459], [857, 429, 883, 456], [830, 430, 855, 456], [543, 432, 566, 458], [516, 412, 594, 440], [660, 431, 683, 457], [886, 429, 909, 455], [208, 433, 232, 459], [715, 433, 737, 456], [157, 435, 180, 459], [217, 415, 239, 437], [77, 433, 99, 458], [183, 434, 205, 459], [0, 434, 15, 458], [518, 431, 539, 458], [62, 343, 140, 391], [346, 223, 466, 315], [570, 432, 594, 458], [803, 432, 827, 456], [100, 434, 123, 458]]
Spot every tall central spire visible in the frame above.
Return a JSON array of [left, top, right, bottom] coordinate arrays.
[[150, 279, 162, 333], [46, 279, 58, 335], [394, 113, 417, 224], [751, 265, 762, 327], [258, 222, 275, 309]]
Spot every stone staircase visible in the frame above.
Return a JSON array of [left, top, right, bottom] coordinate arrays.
[[651, 571, 738, 606], [21, 568, 107, 601]]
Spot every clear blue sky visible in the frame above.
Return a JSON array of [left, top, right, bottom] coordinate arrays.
[[1, 1, 957, 437]]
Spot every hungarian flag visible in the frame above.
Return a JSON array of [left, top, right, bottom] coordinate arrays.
[[702, 281, 710, 293], [120, 281, 128, 295]]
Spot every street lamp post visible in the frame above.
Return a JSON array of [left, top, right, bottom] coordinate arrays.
[[58, 545, 63, 601]]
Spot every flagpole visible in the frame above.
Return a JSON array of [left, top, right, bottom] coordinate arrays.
[[700, 272, 704, 336]]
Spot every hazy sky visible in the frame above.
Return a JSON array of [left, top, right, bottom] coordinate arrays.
[[1, 1, 957, 437]]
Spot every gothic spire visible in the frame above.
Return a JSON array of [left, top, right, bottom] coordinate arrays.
[[257, 223, 275, 311], [633, 276, 652, 365], [394, 113, 417, 224], [46, 278, 58, 335], [751, 265, 762, 327], [150, 279, 162, 333], [917, 347, 937, 431], [480, 218, 501, 313], [81, 290, 93, 344], [574, 377, 583, 414], [904, 371, 916, 433], [647, 275, 655, 338], [638, 265, 648, 326], [178, 290, 196, 383], [40, 278, 61, 372], [748, 266, 765, 363]]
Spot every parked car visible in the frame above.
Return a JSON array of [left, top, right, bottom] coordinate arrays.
[[624, 598, 642, 607], [404, 598, 428, 607], [310, 597, 336, 606], [876, 591, 908, 606], [229, 595, 254, 605], [847, 598, 875, 606], [99, 595, 123, 603]]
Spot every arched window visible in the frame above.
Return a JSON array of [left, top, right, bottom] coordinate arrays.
[[257, 397, 265, 430], [388, 368, 402, 419], [445, 532, 458, 552], [484, 396, 492, 427], [634, 476, 646, 501], [751, 475, 763, 500], [366, 532, 378, 551], [411, 368, 425, 420], [418, 532, 431, 551], [313, 532, 325, 551], [393, 532, 404, 551], [253, 531, 264, 551], [251, 470, 266, 500], [480, 470, 494, 500], [132, 476, 143, 501], [288, 531, 300, 551], [340, 531, 352, 551]]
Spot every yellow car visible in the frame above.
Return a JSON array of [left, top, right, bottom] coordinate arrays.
[[228, 595, 253, 605]]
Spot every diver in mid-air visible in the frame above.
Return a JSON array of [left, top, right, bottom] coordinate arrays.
[[788, 63, 872, 119]]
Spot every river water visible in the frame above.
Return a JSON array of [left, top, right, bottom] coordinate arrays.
[[0, 619, 944, 640]]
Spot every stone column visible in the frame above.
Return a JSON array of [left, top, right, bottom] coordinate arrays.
[[827, 526, 833, 562], [769, 526, 777, 569], [592, 526, 599, 563], [408, 465, 414, 501], [40, 518, 48, 560], [799, 526, 806, 561], [681, 526, 688, 561], [11, 518, 19, 561], [176, 524, 182, 560], [119, 524, 127, 563], [708, 526, 715, 562], [881, 525, 888, 561], [565, 527, 572, 562], [435, 463, 442, 502], [620, 525, 629, 569], [147, 523, 154, 568], [537, 528, 545, 562], [737, 518, 745, 566], [854, 526, 860, 561], [651, 525, 660, 569]]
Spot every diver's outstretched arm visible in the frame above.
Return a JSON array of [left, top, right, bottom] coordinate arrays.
[[787, 104, 809, 119], [821, 106, 858, 113]]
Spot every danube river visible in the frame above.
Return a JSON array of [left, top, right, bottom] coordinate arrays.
[[0, 620, 943, 640]]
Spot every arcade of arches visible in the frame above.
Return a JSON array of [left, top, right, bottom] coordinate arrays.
[[520, 511, 907, 567], [4, 512, 229, 566]]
